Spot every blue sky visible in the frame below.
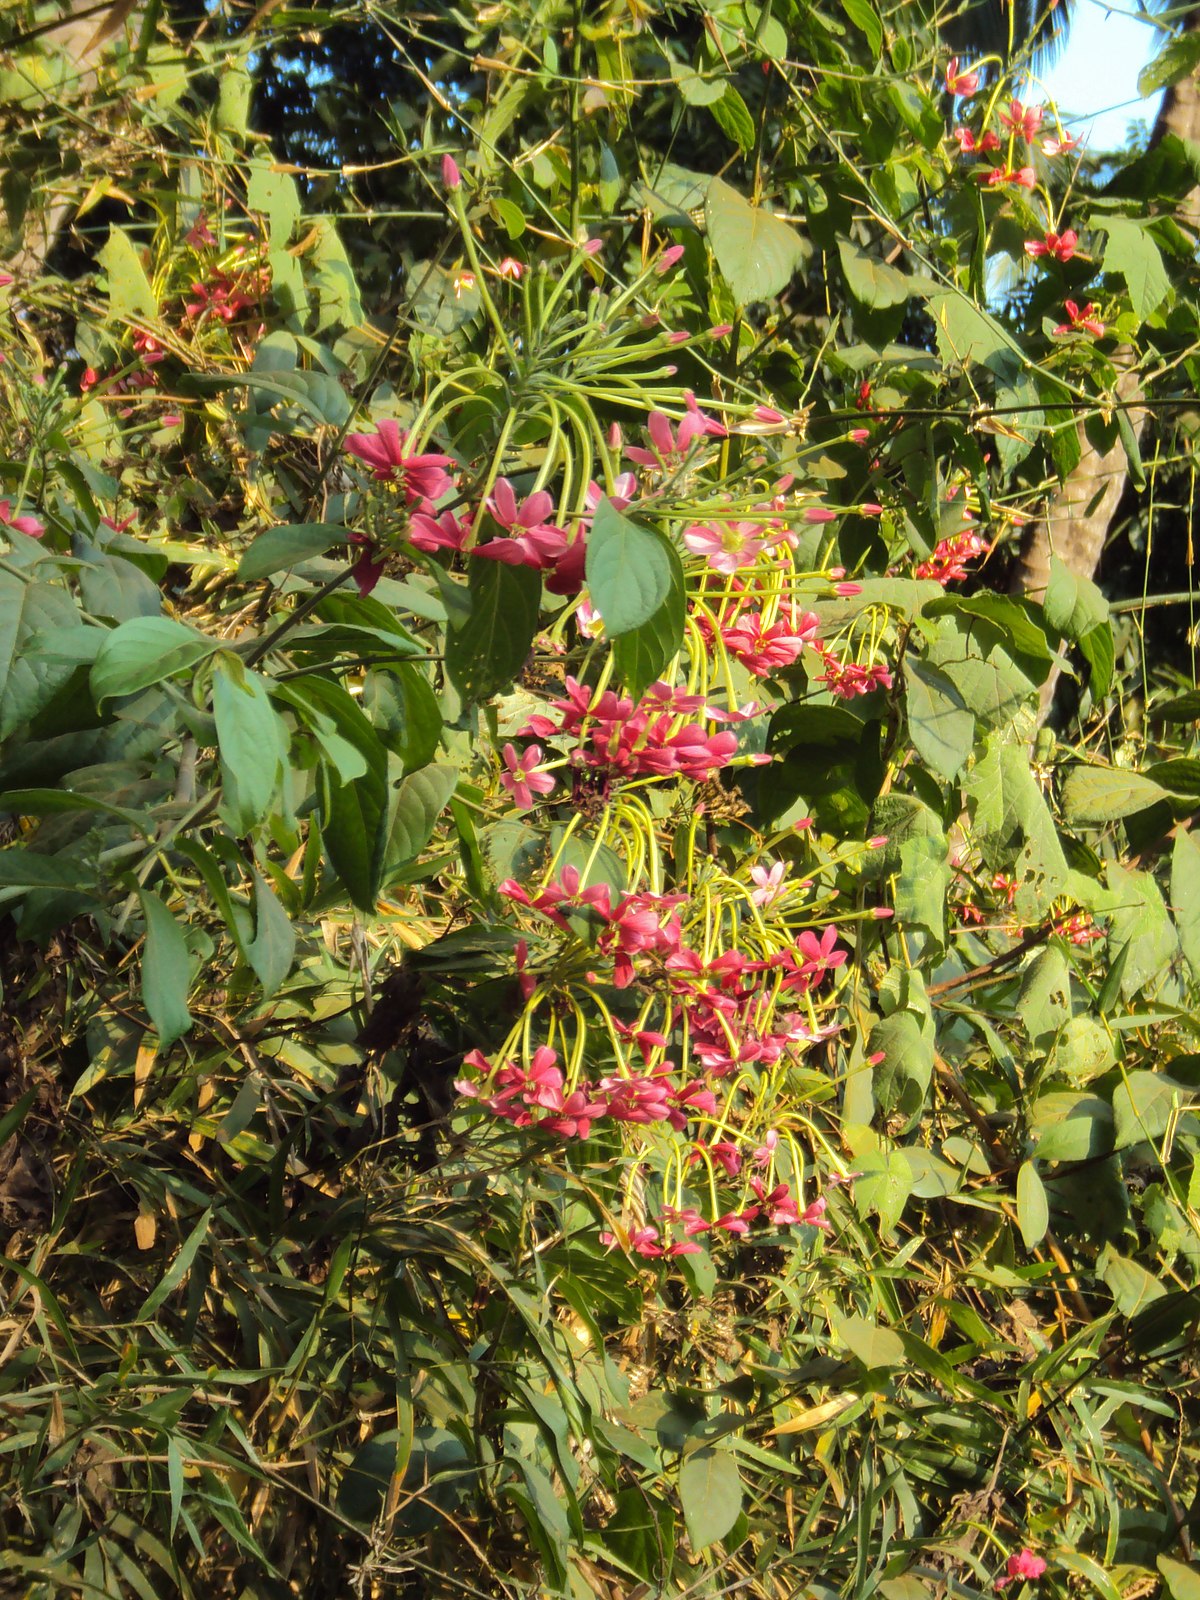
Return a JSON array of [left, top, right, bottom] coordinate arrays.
[[1036, 0, 1166, 149]]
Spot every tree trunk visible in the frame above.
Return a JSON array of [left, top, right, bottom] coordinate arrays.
[[1011, 10, 1200, 713]]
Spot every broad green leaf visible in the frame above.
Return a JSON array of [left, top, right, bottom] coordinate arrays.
[[1031, 1091, 1113, 1164], [238, 523, 349, 580], [708, 84, 756, 152], [924, 591, 1054, 661], [247, 159, 301, 248], [1113, 1070, 1197, 1150], [212, 657, 289, 835], [1043, 556, 1110, 640], [376, 762, 458, 884], [0, 570, 86, 738], [363, 663, 443, 772], [1060, 765, 1169, 825], [91, 616, 220, 703], [679, 1448, 742, 1551], [1016, 1161, 1049, 1250], [98, 227, 158, 323], [445, 560, 541, 702], [0, 848, 98, 896], [611, 543, 686, 695], [1018, 946, 1072, 1041], [853, 1146, 913, 1237], [838, 239, 909, 311], [705, 176, 806, 306], [216, 59, 253, 133], [246, 871, 296, 996], [603, 1488, 676, 1583], [904, 657, 973, 778], [1106, 862, 1178, 997], [1139, 29, 1200, 95], [894, 833, 949, 942], [311, 217, 364, 331], [138, 889, 194, 1048], [1156, 690, 1200, 721], [1103, 216, 1169, 322], [587, 500, 674, 636], [1158, 1556, 1200, 1600], [833, 1312, 907, 1370], [869, 1011, 932, 1129], [671, 61, 728, 105], [1099, 1246, 1167, 1317], [964, 736, 1067, 908], [841, 0, 882, 53], [1172, 829, 1200, 977], [926, 289, 1015, 369]]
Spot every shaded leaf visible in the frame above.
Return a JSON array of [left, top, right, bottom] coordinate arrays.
[[138, 890, 194, 1048], [705, 176, 806, 305]]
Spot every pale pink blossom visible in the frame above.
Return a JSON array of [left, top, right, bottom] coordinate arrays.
[[683, 520, 770, 574], [1041, 131, 1080, 157], [945, 57, 980, 96], [750, 861, 787, 908], [1000, 99, 1042, 141], [497, 256, 524, 279], [441, 153, 461, 190]]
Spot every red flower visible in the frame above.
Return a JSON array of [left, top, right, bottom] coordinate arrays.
[[1024, 228, 1078, 263], [499, 743, 556, 810], [343, 420, 455, 501], [999, 99, 1043, 141], [1054, 300, 1104, 337], [0, 499, 44, 539], [995, 1549, 1047, 1590], [945, 57, 981, 96]]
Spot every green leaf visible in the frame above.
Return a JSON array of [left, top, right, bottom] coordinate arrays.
[[603, 1488, 676, 1583], [1103, 216, 1169, 322], [1099, 1246, 1167, 1317], [212, 657, 289, 835], [445, 560, 541, 702], [923, 592, 1053, 661], [375, 763, 458, 886], [679, 1448, 742, 1551], [707, 84, 756, 152], [1018, 946, 1072, 1041], [138, 890, 194, 1048], [1043, 556, 1110, 640], [98, 227, 158, 323], [841, 0, 882, 54], [1060, 765, 1169, 825], [904, 657, 974, 778], [1113, 1070, 1197, 1150], [246, 871, 296, 996], [363, 663, 443, 772], [926, 289, 1016, 370], [838, 239, 910, 311], [1031, 1091, 1113, 1164], [0, 570, 86, 738], [0, 848, 98, 895], [1172, 830, 1200, 978], [1158, 1557, 1200, 1600], [91, 616, 220, 704], [587, 500, 674, 637], [833, 1312, 907, 1370], [1106, 862, 1178, 997], [963, 736, 1067, 911], [1116, 404, 1147, 491], [671, 62, 728, 106], [1016, 1161, 1049, 1250], [611, 542, 686, 695], [869, 1011, 933, 1130], [895, 833, 949, 942], [704, 176, 806, 306], [238, 523, 349, 581], [247, 159, 301, 248], [1140, 29, 1200, 96]]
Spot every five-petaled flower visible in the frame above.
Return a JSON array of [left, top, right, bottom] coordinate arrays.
[[1042, 131, 1080, 157], [999, 99, 1043, 141], [499, 743, 556, 810], [945, 57, 980, 97], [1024, 228, 1078, 263], [995, 1549, 1047, 1590], [343, 420, 455, 501], [953, 127, 1001, 155], [1054, 300, 1104, 337]]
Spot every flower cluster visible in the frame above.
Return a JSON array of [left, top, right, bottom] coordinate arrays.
[[915, 527, 989, 585]]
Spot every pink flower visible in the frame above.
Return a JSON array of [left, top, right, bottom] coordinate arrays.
[[790, 926, 847, 985], [995, 1550, 1047, 1590], [0, 499, 44, 539], [441, 153, 461, 191], [953, 127, 1000, 155], [981, 165, 1036, 189], [344, 421, 455, 501], [915, 528, 989, 585], [750, 861, 787, 908], [409, 506, 471, 554], [1054, 300, 1104, 337], [625, 409, 708, 468], [708, 322, 733, 338], [799, 1195, 832, 1230], [600, 1224, 664, 1258], [1041, 131, 1079, 157], [499, 743, 556, 810], [682, 390, 728, 438], [656, 244, 685, 273], [1000, 99, 1042, 141], [721, 609, 820, 675], [1024, 229, 1077, 263], [945, 57, 980, 96], [582, 238, 603, 256], [683, 520, 770, 574], [475, 478, 569, 568], [497, 256, 523, 279], [804, 506, 837, 524]]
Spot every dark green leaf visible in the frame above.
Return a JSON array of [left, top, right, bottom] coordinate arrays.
[[375, 763, 458, 886], [679, 1448, 742, 1551], [91, 617, 219, 704], [611, 542, 686, 695], [1103, 217, 1169, 322], [246, 871, 296, 996], [445, 560, 541, 702], [238, 523, 349, 581], [212, 657, 289, 835]]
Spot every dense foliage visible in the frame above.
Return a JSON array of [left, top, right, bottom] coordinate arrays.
[[4, 2, 1200, 1597]]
